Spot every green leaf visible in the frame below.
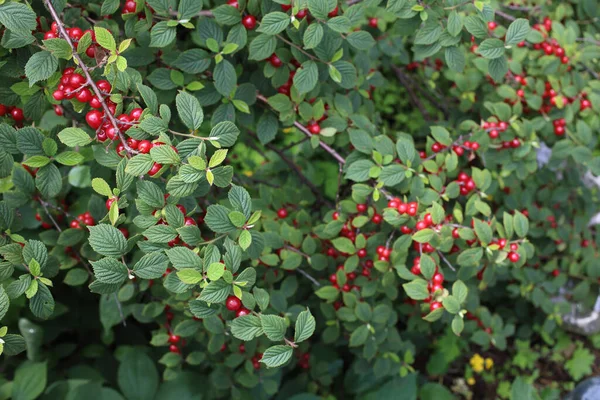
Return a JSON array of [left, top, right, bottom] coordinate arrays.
[[231, 314, 263, 341], [248, 34, 277, 61], [199, 279, 230, 303], [205, 205, 237, 233], [213, 59, 237, 97], [22, 156, 50, 168], [315, 285, 339, 300], [11, 361, 47, 400], [176, 91, 204, 131], [260, 314, 287, 341], [150, 21, 176, 47], [303, 23, 323, 49], [293, 61, 319, 95], [95, 27, 116, 52], [35, 164, 62, 198], [260, 345, 293, 368], [464, 16, 488, 38], [513, 211, 529, 238], [442, 295, 460, 314], [505, 18, 530, 45], [177, 269, 203, 284], [25, 51, 58, 86], [331, 237, 356, 254], [447, 11, 463, 37], [92, 178, 112, 197], [150, 144, 180, 165], [445, 46, 465, 72], [414, 23, 442, 45], [403, 279, 429, 300], [452, 315, 464, 336], [91, 257, 128, 284], [488, 56, 508, 83], [257, 12, 290, 35], [457, 248, 483, 267], [0, 2, 37, 33], [54, 151, 84, 166], [117, 351, 159, 400], [474, 219, 492, 245], [58, 128, 92, 147], [133, 252, 169, 279], [209, 121, 240, 147], [349, 325, 369, 347], [0, 286, 9, 321], [477, 39, 505, 59], [43, 38, 73, 60], [452, 280, 468, 303], [88, 224, 127, 258], [29, 283, 54, 319], [294, 308, 315, 343], [346, 31, 375, 50]]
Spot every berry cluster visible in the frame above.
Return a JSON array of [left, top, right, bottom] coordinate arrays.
[[225, 295, 251, 318], [329, 265, 360, 292], [297, 353, 310, 369], [44, 22, 97, 58], [456, 172, 476, 196], [70, 211, 95, 229], [0, 104, 25, 124], [409, 257, 445, 311]]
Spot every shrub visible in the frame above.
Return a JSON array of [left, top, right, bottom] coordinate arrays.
[[0, 0, 598, 398]]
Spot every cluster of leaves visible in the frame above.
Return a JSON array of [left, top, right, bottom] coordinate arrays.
[[0, 0, 598, 398]]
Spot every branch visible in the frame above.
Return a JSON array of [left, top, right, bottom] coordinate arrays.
[[247, 131, 334, 208], [43, 0, 138, 156], [256, 94, 347, 165], [392, 66, 433, 121], [494, 10, 516, 21]]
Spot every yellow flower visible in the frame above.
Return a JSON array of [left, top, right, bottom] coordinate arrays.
[[470, 353, 485, 373], [243, 170, 253, 177], [485, 358, 494, 370], [467, 377, 476, 385], [283, 127, 293, 134]]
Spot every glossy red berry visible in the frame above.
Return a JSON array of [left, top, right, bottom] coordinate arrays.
[[277, 208, 288, 218], [168, 344, 180, 354], [487, 21, 497, 30], [86, 110, 104, 129], [148, 162, 162, 176], [368, 18, 378, 28], [130, 108, 143, 120], [357, 248, 367, 258], [269, 54, 283, 68], [106, 197, 117, 210], [123, 0, 137, 13], [242, 15, 257, 30], [96, 80, 112, 93], [69, 27, 83, 40], [225, 295, 242, 311], [356, 204, 367, 213], [508, 252, 520, 262], [168, 334, 181, 344], [11, 108, 24, 121], [138, 140, 153, 154], [430, 302, 442, 311], [432, 273, 444, 285], [53, 90, 65, 101], [236, 308, 250, 318], [76, 88, 92, 103], [307, 122, 320, 134]]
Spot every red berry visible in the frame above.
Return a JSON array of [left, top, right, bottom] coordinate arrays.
[[328, 6, 338, 17], [236, 308, 250, 318], [580, 99, 591, 111], [168, 334, 181, 344], [508, 252, 520, 262], [76, 88, 92, 103], [551, 269, 560, 277], [69, 27, 83, 40], [44, 31, 57, 40], [138, 140, 153, 154], [430, 302, 442, 311], [432, 273, 444, 285], [307, 122, 320, 134], [372, 213, 382, 224], [130, 108, 143, 120], [356, 204, 367, 213], [86, 45, 96, 58], [86, 110, 104, 129], [357, 248, 367, 258], [242, 15, 257, 30], [184, 217, 196, 226], [123, 0, 137, 13], [269, 54, 283, 68], [96, 80, 112, 93], [368, 18, 378, 28], [554, 126, 565, 136], [53, 90, 65, 101], [226, 295, 242, 311], [488, 21, 497, 30], [296, 9, 307, 18], [11, 108, 24, 121], [168, 344, 180, 354], [148, 162, 162, 176], [106, 197, 117, 210], [70, 220, 80, 229]]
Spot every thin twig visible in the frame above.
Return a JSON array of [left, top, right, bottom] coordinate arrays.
[[284, 246, 321, 287], [247, 131, 333, 208], [256, 94, 347, 165], [43, 0, 138, 156], [437, 250, 456, 272], [393, 67, 433, 120], [114, 293, 127, 327], [495, 10, 516, 21]]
